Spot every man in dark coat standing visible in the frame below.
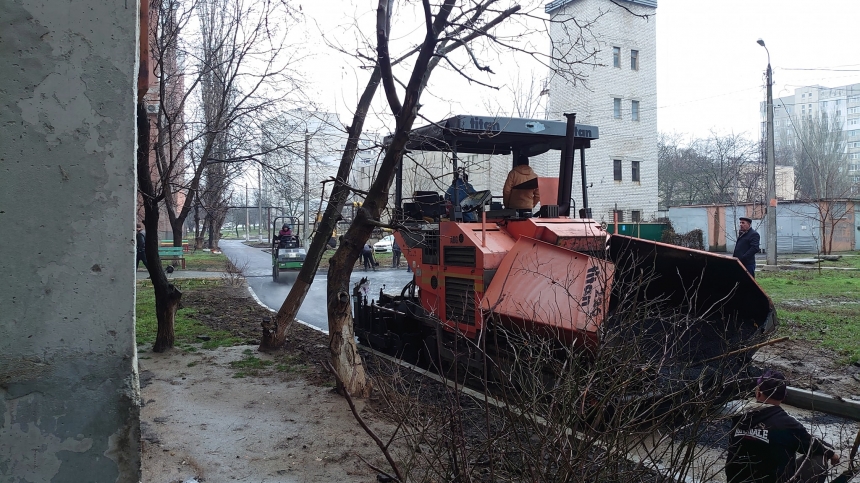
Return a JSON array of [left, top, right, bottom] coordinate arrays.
[[136, 223, 148, 270], [733, 216, 760, 278]]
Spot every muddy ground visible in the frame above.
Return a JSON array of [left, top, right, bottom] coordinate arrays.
[[138, 285, 400, 482], [138, 281, 860, 482]]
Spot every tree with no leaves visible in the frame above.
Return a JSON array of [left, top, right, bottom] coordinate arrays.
[[782, 111, 855, 254], [139, 0, 302, 352], [657, 131, 759, 208], [260, 0, 606, 398]]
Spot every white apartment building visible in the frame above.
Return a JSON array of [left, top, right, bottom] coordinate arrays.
[[544, 0, 658, 223], [768, 83, 860, 184]]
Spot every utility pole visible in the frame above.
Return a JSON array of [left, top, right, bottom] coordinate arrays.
[[258, 166, 263, 243], [303, 131, 310, 249], [245, 183, 250, 241], [758, 39, 778, 267]]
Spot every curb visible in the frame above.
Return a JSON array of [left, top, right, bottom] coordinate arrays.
[[785, 387, 860, 422]]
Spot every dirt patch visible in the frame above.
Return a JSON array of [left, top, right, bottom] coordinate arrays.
[[139, 283, 399, 482], [755, 339, 860, 400]]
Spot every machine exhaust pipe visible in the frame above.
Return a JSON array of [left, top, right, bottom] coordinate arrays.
[[558, 113, 577, 217]]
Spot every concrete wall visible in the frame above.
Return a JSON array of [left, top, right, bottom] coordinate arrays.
[[0, 0, 141, 480], [546, 0, 659, 223]]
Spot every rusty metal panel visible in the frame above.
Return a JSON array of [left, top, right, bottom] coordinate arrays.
[[480, 237, 613, 345]]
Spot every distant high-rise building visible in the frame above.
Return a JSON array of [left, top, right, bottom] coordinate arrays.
[[544, 0, 658, 223], [767, 83, 860, 185]]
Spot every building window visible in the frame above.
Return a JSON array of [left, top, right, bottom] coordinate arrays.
[[631, 160, 640, 182], [613, 98, 621, 119], [614, 210, 624, 222], [631, 100, 640, 121], [612, 46, 620, 68], [613, 159, 622, 181], [631, 210, 641, 223], [850, 119, 859, 126], [630, 50, 639, 70]]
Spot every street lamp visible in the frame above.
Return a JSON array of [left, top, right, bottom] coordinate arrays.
[[758, 38, 777, 268]]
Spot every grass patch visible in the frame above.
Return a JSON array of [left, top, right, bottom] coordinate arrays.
[[229, 354, 275, 378], [758, 268, 860, 363], [135, 278, 246, 349], [230, 356, 274, 370], [183, 250, 229, 271], [274, 354, 308, 374]]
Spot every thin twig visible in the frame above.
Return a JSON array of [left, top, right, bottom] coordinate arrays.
[[322, 361, 404, 482]]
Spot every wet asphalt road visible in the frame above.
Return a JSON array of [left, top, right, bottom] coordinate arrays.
[[219, 240, 414, 332]]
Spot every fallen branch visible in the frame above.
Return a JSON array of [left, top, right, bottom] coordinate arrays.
[[322, 361, 403, 482]]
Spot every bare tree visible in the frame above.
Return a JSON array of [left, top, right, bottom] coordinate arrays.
[[782, 112, 855, 254], [261, 1, 610, 399], [697, 131, 759, 205], [657, 132, 759, 208], [259, 110, 348, 225], [140, 0, 302, 352]]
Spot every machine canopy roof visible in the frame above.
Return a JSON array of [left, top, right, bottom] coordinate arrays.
[[385, 115, 599, 156]]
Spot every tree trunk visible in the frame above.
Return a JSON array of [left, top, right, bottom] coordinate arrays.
[[260, 66, 382, 350], [171, 223, 183, 248], [327, 245, 371, 397], [193, 202, 204, 249], [152, 281, 182, 352], [137, 102, 183, 353]]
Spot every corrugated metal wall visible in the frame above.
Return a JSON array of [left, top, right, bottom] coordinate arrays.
[[668, 206, 709, 249], [670, 202, 859, 254]]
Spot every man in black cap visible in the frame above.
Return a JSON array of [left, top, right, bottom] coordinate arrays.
[[733, 216, 760, 277], [726, 370, 840, 483]]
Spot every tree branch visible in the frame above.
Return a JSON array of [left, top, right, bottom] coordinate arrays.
[[322, 361, 403, 482], [377, 0, 402, 116]]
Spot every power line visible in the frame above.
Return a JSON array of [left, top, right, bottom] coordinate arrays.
[[780, 68, 860, 72]]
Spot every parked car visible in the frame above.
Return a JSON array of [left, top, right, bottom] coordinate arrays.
[[373, 234, 395, 253]]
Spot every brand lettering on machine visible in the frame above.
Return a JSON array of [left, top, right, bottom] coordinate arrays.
[[580, 266, 600, 307], [469, 117, 501, 132], [576, 128, 593, 138]]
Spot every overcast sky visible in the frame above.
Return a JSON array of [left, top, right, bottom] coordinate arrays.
[[657, 0, 860, 140], [296, 0, 860, 140]]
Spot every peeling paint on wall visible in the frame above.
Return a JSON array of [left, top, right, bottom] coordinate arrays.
[[0, 0, 141, 479]]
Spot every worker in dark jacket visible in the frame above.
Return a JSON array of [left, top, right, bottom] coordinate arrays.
[[136, 223, 148, 270], [733, 216, 760, 278], [726, 370, 840, 483]]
